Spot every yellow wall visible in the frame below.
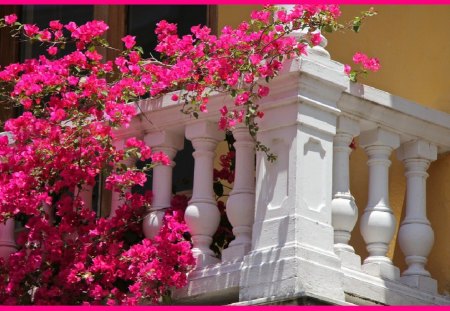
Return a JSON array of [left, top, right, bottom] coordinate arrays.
[[217, 5, 450, 295]]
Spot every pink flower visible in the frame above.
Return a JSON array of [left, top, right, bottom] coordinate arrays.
[[257, 85, 270, 97], [363, 57, 381, 72], [4, 14, 17, 25], [344, 64, 352, 75], [47, 46, 58, 56], [310, 33, 322, 46], [23, 24, 39, 37], [352, 52, 368, 64], [171, 94, 179, 101], [249, 54, 262, 65], [121, 35, 136, 49], [49, 20, 63, 30], [235, 92, 250, 106]]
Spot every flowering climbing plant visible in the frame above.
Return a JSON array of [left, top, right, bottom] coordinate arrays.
[[0, 5, 377, 305]]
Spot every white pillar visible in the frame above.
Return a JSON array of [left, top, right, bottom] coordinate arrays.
[[239, 70, 346, 303], [142, 131, 183, 239], [185, 121, 223, 268], [109, 139, 136, 219], [331, 116, 361, 269], [222, 125, 255, 262], [359, 128, 400, 280], [397, 140, 438, 293], [0, 219, 17, 260]]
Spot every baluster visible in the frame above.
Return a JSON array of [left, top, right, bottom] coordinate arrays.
[[0, 132, 17, 259], [222, 125, 255, 262], [0, 219, 17, 260], [142, 131, 183, 239], [359, 128, 400, 280], [331, 116, 361, 269], [185, 122, 223, 267], [75, 185, 93, 210], [109, 139, 136, 218], [397, 140, 438, 293]]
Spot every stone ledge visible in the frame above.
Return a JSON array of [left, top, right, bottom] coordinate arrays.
[[343, 267, 450, 305], [171, 260, 242, 305]]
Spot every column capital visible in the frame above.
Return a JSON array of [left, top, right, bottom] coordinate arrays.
[[359, 128, 400, 150], [336, 116, 360, 137], [185, 121, 224, 142], [144, 130, 184, 151], [397, 140, 437, 162]]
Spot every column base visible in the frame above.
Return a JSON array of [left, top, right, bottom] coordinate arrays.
[[334, 247, 362, 271], [239, 243, 346, 303], [194, 252, 220, 268], [400, 275, 438, 294], [222, 243, 251, 262], [362, 262, 400, 281]]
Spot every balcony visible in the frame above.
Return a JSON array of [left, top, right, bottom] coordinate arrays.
[[1, 40, 449, 306]]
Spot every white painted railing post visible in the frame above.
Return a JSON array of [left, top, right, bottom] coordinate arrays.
[[142, 131, 183, 239], [239, 62, 347, 303], [331, 116, 361, 269], [185, 121, 223, 268], [359, 128, 400, 280], [222, 125, 255, 262], [109, 139, 136, 218], [0, 219, 17, 260], [397, 140, 438, 293]]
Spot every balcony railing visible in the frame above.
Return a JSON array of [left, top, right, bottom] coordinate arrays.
[[1, 41, 450, 306]]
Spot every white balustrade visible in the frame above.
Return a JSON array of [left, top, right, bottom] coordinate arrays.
[[222, 125, 255, 262], [331, 116, 361, 269], [185, 121, 223, 267], [397, 140, 438, 293], [142, 131, 183, 239], [359, 128, 400, 280]]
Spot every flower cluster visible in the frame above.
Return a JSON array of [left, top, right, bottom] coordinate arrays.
[[345, 52, 381, 82], [0, 5, 377, 305]]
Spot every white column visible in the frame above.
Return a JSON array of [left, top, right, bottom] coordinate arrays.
[[331, 116, 361, 269], [397, 140, 438, 293], [185, 121, 223, 268], [142, 131, 183, 239], [109, 139, 136, 219], [0, 219, 17, 260], [222, 125, 255, 262], [239, 71, 346, 303], [359, 128, 400, 280]]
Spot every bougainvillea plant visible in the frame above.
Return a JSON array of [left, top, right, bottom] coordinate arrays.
[[0, 5, 377, 305]]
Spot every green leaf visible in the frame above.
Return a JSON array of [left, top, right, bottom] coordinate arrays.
[[352, 17, 362, 33]]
